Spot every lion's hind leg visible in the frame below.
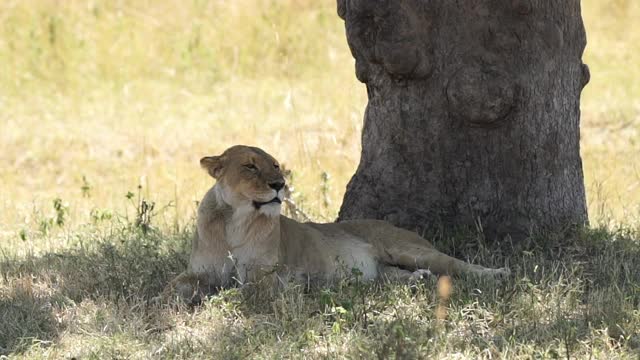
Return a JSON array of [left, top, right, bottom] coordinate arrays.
[[381, 237, 509, 278], [339, 220, 508, 279]]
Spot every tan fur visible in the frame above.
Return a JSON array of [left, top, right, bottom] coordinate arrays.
[[167, 145, 508, 300]]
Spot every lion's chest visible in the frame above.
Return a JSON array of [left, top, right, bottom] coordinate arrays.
[[225, 217, 279, 282]]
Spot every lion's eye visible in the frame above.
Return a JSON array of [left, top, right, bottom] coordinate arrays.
[[244, 164, 258, 172], [274, 163, 280, 169]]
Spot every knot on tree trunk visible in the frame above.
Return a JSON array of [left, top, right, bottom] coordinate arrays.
[[339, 0, 433, 82], [581, 63, 591, 89], [512, 0, 532, 15], [446, 65, 517, 127]]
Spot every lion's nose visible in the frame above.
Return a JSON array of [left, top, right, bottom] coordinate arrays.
[[269, 181, 285, 191]]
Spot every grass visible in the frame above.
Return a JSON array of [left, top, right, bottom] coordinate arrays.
[[1, 221, 639, 358], [0, 0, 639, 358]]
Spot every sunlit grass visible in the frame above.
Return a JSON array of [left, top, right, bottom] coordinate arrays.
[[1, 0, 639, 242], [581, 0, 640, 224], [0, 0, 365, 249]]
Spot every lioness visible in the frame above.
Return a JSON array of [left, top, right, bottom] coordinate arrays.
[[169, 145, 507, 299]]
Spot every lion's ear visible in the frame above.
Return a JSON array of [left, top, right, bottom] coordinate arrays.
[[200, 156, 223, 178]]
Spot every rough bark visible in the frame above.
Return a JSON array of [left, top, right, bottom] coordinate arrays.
[[337, 0, 590, 240]]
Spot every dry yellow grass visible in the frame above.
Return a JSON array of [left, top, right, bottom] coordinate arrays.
[[581, 0, 640, 224], [0, 0, 365, 250], [0, 0, 639, 251]]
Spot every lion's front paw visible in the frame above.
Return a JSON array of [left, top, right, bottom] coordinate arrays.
[[160, 272, 217, 305]]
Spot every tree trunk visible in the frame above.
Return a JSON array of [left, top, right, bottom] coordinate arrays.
[[336, 0, 590, 240]]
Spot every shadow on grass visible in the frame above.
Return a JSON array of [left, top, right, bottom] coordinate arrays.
[[0, 224, 638, 357], [0, 287, 60, 355], [0, 227, 190, 355]]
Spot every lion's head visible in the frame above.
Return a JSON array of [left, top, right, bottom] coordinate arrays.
[[200, 145, 285, 217]]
